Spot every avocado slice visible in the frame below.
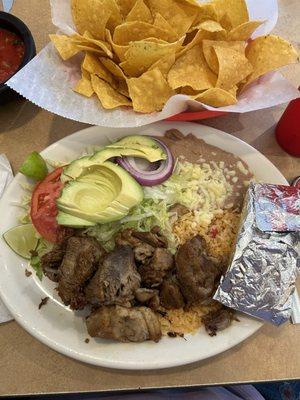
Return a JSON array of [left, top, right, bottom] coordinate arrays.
[[113, 135, 161, 149], [61, 135, 166, 182], [57, 211, 96, 227], [56, 161, 143, 224]]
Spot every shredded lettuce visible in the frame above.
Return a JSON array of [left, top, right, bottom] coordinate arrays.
[[30, 255, 43, 280], [30, 238, 53, 280]]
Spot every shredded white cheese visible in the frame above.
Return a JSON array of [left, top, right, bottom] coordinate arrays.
[[144, 160, 233, 231]]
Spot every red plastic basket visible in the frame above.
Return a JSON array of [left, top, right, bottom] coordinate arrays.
[[166, 110, 227, 121]]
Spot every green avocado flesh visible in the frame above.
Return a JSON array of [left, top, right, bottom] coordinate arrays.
[[56, 161, 143, 225], [57, 211, 96, 227], [61, 135, 166, 183]]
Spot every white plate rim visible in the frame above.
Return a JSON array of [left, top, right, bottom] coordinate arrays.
[[0, 121, 288, 370]]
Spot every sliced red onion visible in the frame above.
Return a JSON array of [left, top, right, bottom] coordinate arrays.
[[116, 138, 174, 186]]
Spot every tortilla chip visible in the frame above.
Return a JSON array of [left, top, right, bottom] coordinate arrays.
[[202, 40, 245, 73], [195, 20, 226, 39], [71, 0, 111, 40], [120, 38, 182, 77], [76, 45, 104, 55], [106, 29, 129, 61], [113, 21, 171, 45], [143, 37, 170, 44], [127, 68, 174, 113], [244, 35, 299, 86], [147, 0, 195, 37], [103, 0, 123, 32], [50, 34, 104, 58], [153, 13, 179, 41], [175, 0, 199, 23], [50, 34, 79, 60], [213, 0, 249, 28], [117, 80, 130, 97], [73, 71, 94, 97], [214, 46, 253, 90], [83, 53, 114, 84], [126, 0, 153, 23], [219, 13, 233, 31], [179, 21, 226, 58], [116, 0, 136, 17], [100, 57, 126, 79], [194, 87, 237, 107], [148, 53, 176, 76], [228, 85, 238, 97], [168, 45, 217, 91], [91, 75, 132, 109], [228, 21, 264, 41], [192, 3, 218, 25], [180, 86, 203, 96], [181, 0, 200, 5], [71, 32, 113, 58]]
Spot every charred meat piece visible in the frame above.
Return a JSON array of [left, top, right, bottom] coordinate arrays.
[[115, 228, 142, 247], [134, 242, 155, 264], [86, 305, 162, 342], [132, 226, 168, 248], [160, 274, 185, 310], [135, 288, 160, 310], [56, 227, 76, 244], [58, 237, 105, 310], [169, 203, 189, 218], [41, 244, 65, 282], [139, 248, 174, 288], [85, 245, 141, 307], [202, 307, 234, 336], [176, 235, 221, 304], [116, 227, 168, 267]]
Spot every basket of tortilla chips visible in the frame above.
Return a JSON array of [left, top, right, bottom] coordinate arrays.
[[6, 0, 300, 127]]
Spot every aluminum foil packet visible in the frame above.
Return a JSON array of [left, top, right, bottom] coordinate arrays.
[[214, 182, 300, 325]]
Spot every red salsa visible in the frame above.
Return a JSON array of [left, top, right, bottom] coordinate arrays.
[[0, 28, 25, 84]]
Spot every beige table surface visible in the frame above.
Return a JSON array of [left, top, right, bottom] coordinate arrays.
[[0, 0, 300, 397]]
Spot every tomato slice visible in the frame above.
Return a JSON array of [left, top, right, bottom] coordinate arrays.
[[30, 168, 64, 243]]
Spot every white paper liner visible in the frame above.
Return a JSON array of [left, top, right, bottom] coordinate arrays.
[[7, 0, 300, 127]]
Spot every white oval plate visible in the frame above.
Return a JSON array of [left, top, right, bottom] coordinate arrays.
[[0, 122, 287, 370]]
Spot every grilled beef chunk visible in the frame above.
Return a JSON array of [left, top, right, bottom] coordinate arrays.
[[160, 274, 185, 309], [202, 307, 234, 336], [115, 228, 172, 288], [86, 305, 162, 342], [58, 237, 105, 310], [41, 244, 65, 282], [169, 203, 189, 218], [132, 226, 168, 248], [115, 228, 142, 247], [135, 288, 160, 310], [135, 288, 157, 302], [56, 227, 76, 244], [133, 242, 155, 264], [176, 235, 221, 304], [85, 245, 141, 307], [116, 227, 168, 249], [139, 248, 174, 288]]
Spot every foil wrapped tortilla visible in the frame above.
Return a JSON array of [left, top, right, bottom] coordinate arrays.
[[214, 183, 300, 325]]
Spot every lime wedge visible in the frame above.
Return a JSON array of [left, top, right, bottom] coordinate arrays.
[[3, 224, 39, 259], [19, 151, 48, 181]]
